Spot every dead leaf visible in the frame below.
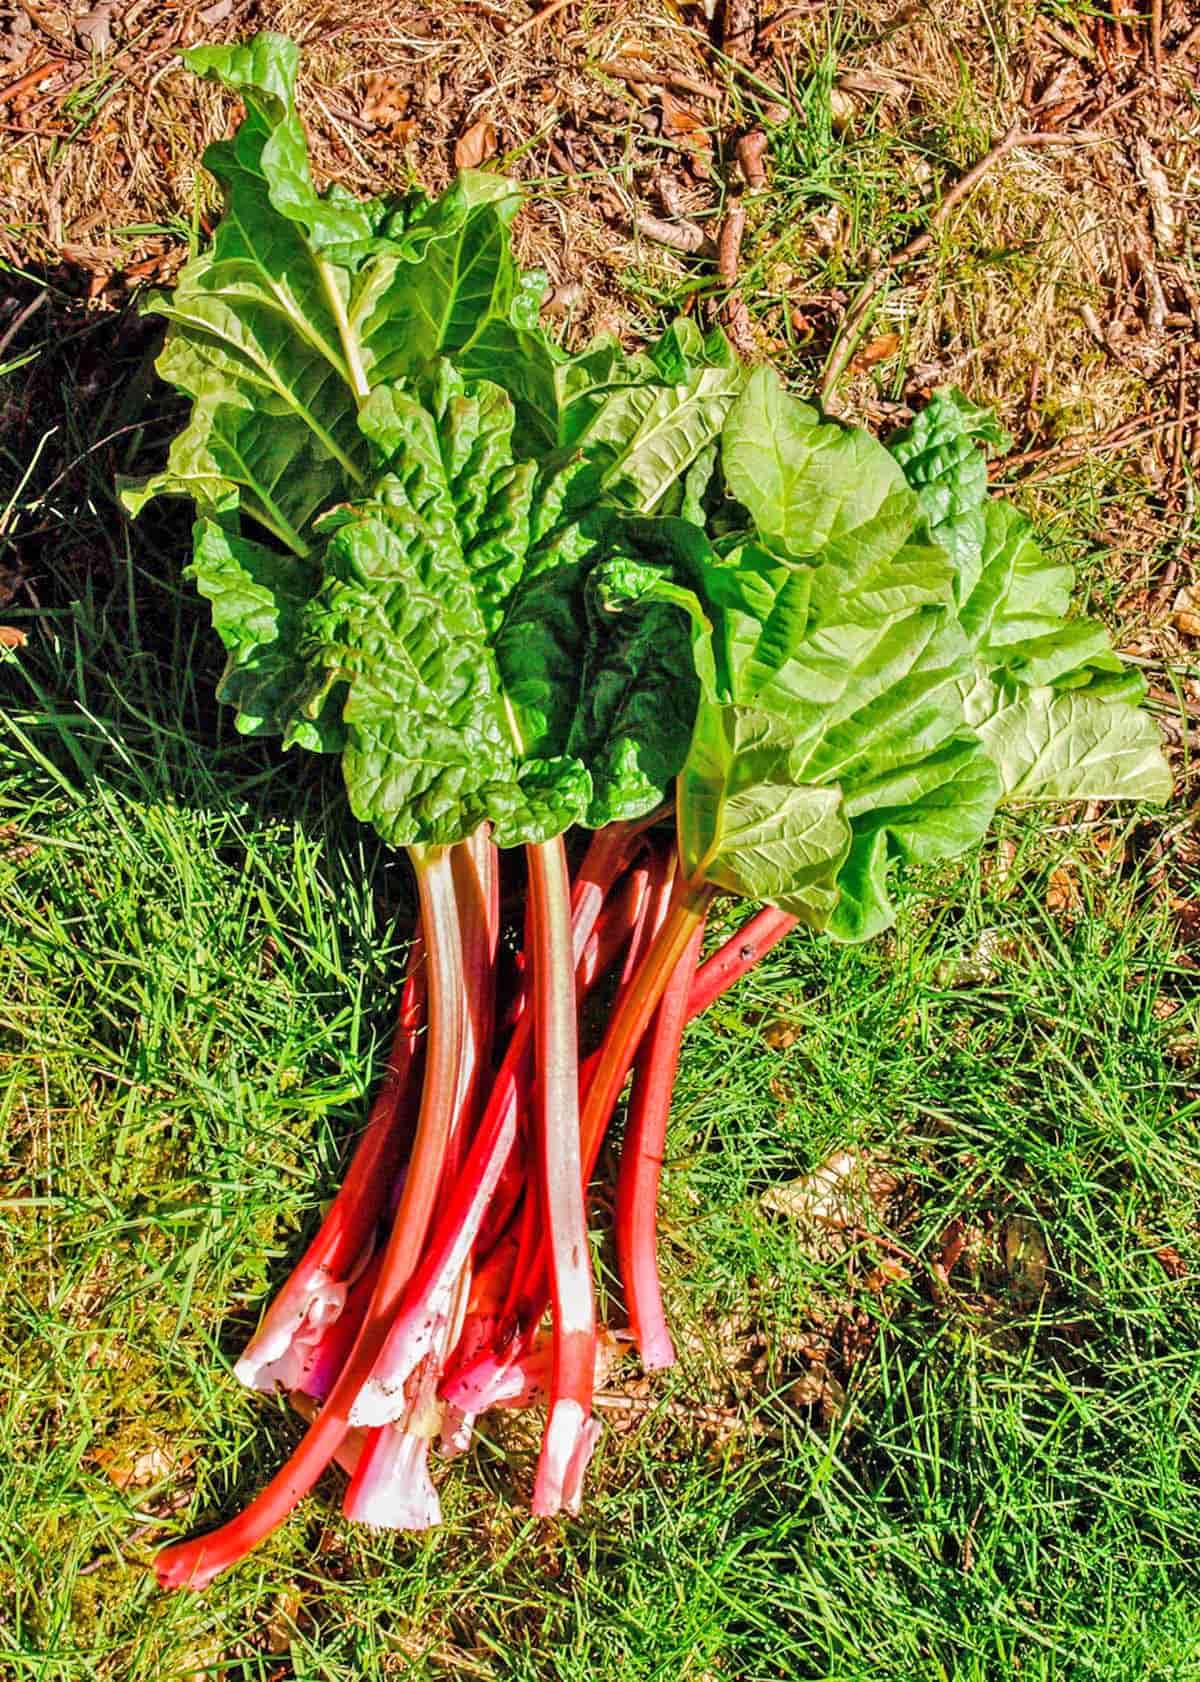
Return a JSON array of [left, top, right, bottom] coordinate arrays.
[[94, 1441, 181, 1490], [762, 1150, 896, 1229], [864, 1257, 909, 1292], [1002, 1214, 1049, 1296], [935, 927, 1015, 987], [1045, 866, 1080, 915], [454, 118, 497, 170], [760, 1015, 802, 1050], [787, 1357, 845, 1419], [361, 74, 410, 130], [541, 280, 585, 317], [0, 626, 28, 649], [829, 85, 858, 131], [851, 331, 901, 369], [661, 91, 712, 175], [76, 3, 114, 54], [1172, 585, 1200, 638], [1156, 1245, 1187, 1279]]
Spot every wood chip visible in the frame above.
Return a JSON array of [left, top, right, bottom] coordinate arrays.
[[735, 129, 768, 190], [1134, 138, 1177, 252], [851, 331, 901, 369]]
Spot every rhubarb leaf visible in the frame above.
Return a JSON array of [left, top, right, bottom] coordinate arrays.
[[188, 515, 343, 749], [887, 387, 1012, 604], [975, 688, 1173, 803], [566, 566, 699, 826], [721, 366, 920, 569], [305, 371, 589, 847]]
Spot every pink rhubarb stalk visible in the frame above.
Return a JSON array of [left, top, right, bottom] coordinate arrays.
[[154, 842, 467, 1590], [233, 935, 428, 1393], [349, 831, 641, 1430], [526, 836, 594, 1518], [614, 915, 707, 1371]]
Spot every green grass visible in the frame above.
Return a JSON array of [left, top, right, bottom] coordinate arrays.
[[2, 280, 1199, 1682]]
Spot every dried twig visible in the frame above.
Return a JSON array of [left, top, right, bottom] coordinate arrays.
[[716, 203, 746, 285], [592, 58, 723, 104], [0, 59, 63, 107], [1151, 0, 1164, 86], [0, 291, 47, 362], [993, 408, 1200, 484], [507, 0, 575, 40], [713, 202, 756, 356]]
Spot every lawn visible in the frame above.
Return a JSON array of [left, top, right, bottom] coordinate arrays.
[[2, 1, 1200, 1678]]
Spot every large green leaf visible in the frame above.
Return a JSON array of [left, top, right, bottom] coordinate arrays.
[[721, 367, 920, 569], [305, 374, 589, 847], [611, 508, 992, 934], [887, 392, 1171, 811], [975, 688, 1173, 804], [123, 32, 746, 849]]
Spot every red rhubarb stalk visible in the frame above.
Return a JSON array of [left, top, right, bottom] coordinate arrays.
[[526, 836, 594, 1518], [685, 905, 798, 1022], [351, 833, 642, 1429], [154, 842, 468, 1590], [233, 932, 428, 1393], [614, 915, 707, 1371]]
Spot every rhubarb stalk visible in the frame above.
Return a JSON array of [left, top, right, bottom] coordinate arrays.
[[526, 836, 594, 1518], [614, 915, 706, 1370], [154, 843, 467, 1589], [232, 934, 428, 1393]]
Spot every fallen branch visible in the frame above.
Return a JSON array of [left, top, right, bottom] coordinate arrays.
[[713, 201, 756, 357], [0, 58, 63, 106], [991, 408, 1200, 484]]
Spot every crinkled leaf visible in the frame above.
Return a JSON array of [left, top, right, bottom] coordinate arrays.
[[188, 515, 344, 748], [829, 739, 1000, 941], [722, 366, 920, 569], [566, 560, 698, 826], [616, 507, 987, 930], [304, 377, 588, 846], [976, 687, 1173, 804], [887, 387, 1011, 604]]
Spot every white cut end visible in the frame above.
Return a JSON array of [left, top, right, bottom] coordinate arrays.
[[532, 1398, 587, 1518], [562, 1418, 602, 1516], [348, 1279, 457, 1425], [234, 1271, 347, 1392], [438, 1406, 475, 1459], [343, 1426, 442, 1531]]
